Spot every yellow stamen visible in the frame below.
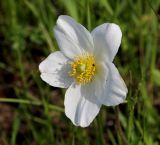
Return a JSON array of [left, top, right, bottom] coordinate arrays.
[[69, 53, 96, 84]]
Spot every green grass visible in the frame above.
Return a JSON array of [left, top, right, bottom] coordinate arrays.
[[0, 0, 160, 145]]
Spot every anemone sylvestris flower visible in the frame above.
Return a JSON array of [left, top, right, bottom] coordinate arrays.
[[39, 15, 128, 127]]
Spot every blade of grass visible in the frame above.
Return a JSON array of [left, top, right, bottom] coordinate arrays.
[[0, 98, 64, 112], [11, 112, 20, 145]]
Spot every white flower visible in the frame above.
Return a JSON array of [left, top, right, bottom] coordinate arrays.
[[39, 15, 128, 127]]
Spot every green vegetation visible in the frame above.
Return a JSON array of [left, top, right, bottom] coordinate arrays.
[[0, 0, 160, 145]]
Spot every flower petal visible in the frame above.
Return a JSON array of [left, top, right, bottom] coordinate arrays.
[[39, 51, 73, 88], [88, 62, 108, 97], [99, 63, 128, 106], [64, 83, 101, 127], [91, 23, 122, 62], [54, 15, 94, 59]]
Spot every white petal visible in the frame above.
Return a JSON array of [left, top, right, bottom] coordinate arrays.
[[88, 62, 108, 97], [91, 23, 122, 62], [99, 63, 128, 106], [39, 51, 73, 88], [54, 26, 81, 60], [54, 15, 94, 59], [64, 83, 101, 127]]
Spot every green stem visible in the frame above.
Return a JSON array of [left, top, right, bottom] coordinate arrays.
[[97, 113, 105, 145], [0, 98, 64, 112]]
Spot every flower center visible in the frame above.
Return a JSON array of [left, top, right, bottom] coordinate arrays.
[[69, 53, 96, 84]]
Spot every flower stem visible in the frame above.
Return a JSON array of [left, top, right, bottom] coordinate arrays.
[[97, 112, 105, 145], [115, 107, 129, 145]]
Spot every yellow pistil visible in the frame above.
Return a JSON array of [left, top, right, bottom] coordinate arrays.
[[69, 53, 96, 84]]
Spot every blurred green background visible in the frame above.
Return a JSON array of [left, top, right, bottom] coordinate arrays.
[[0, 0, 160, 145]]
